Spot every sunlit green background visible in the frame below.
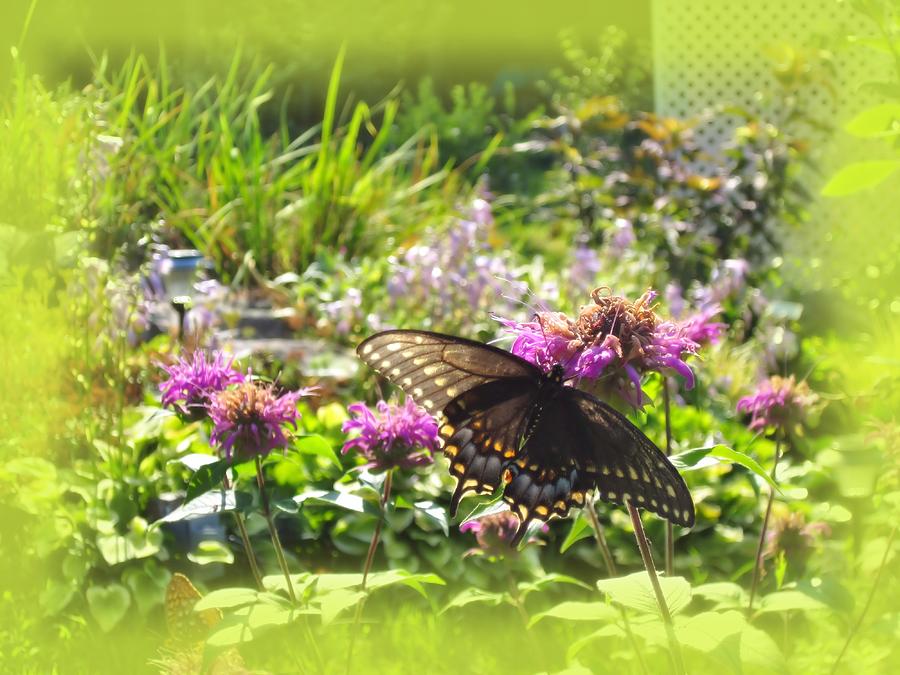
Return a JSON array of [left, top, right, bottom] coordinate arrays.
[[1, 0, 898, 673]]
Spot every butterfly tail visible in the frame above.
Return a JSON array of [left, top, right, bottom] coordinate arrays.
[[449, 480, 466, 518]]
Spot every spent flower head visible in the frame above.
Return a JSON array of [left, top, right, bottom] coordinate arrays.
[[159, 351, 245, 419], [341, 399, 439, 473], [497, 287, 699, 407], [208, 380, 314, 462], [460, 510, 547, 557], [736, 375, 818, 432]]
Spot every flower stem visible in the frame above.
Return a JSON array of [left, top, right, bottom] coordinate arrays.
[[830, 525, 897, 675], [662, 376, 675, 577], [223, 473, 264, 591], [254, 456, 296, 603], [585, 502, 618, 577], [361, 470, 393, 590], [627, 500, 687, 675], [346, 470, 394, 675], [748, 431, 782, 612]]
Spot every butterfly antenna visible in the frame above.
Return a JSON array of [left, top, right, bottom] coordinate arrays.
[[494, 275, 550, 316]]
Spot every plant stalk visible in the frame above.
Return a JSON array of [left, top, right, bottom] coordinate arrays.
[[223, 472, 264, 591], [362, 469, 393, 590], [663, 376, 675, 577], [346, 469, 394, 675], [585, 502, 618, 577], [830, 525, 897, 675], [748, 431, 782, 612], [627, 500, 687, 675], [254, 456, 296, 603]]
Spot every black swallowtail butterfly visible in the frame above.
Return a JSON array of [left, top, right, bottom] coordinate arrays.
[[357, 329, 694, 544]]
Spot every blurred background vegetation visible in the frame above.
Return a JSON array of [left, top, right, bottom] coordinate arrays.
[[1, 0, 899, 673]]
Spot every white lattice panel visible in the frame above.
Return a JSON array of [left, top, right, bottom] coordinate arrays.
[[652, 0, 897, 298]]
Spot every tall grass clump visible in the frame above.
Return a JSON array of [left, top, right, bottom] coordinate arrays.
[[89, 47, 454, 278]]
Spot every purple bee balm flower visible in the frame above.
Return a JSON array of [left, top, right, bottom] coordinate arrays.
[[498, 288, 699, 407], [460, 510, 547, 557], [679, 304, 726, 346], [208, 381, 315, 462], [736, 375, 817, 432], [159, 351, 245, 419], [341, 399, 439, 473]]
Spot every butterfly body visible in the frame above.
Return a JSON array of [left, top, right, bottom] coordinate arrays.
[[357, 329, 694, 544]]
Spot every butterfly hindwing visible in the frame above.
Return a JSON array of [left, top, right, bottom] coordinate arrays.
[[356, 330, 541, 414], [438, 378, 539, 516], [560, 387, 694, 527]]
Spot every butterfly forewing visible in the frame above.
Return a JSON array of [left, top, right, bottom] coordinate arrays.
[[356, 330, 541, 413]]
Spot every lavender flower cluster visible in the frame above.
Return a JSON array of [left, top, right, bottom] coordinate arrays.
[[386, 198, 528, 327]]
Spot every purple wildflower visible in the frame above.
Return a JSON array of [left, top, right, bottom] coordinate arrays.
[[385, 198, 525, 326], [341, 399, 439, 472], [568, 241, 602, 295], [736, 375, 817, 431], [159, 351, 245, 419], [608, 218, 635, 255], [665, 282, 686, 319], [763, 511, 830, 574], [460, 510, 547, 557], [679, 304, 726, 346], [208, 380, 314, 462], [498, 288, 699, 407]]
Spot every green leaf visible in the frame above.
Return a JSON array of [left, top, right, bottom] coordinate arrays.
[[528, 601, 618, 627], [362, 570, 446, 598], [184, 459, 229, 501], [411, 500, 449, 536], [821, 160, 900, 197], [519, 574, 592, 599], [96, 522, 163, 565], [674, 610, 746, 655], [273, 498, 299, 514], [596, 572, 692, 616], [568, 624, 628, 660], [262, 573, 315, 597], [175, 453, 220, 472], [293, 434, 342, 469], [206, 616, 255, 648], [121, 562, 171, 615], [294, 490, 380, 515], [86, 584, 131, 632], [156, 490, 252, 523], [692, 582, 747, 609], [194, 587, 259, 611], [845, 103, 900, 137], [441, 588, 505, 613], [188, 540, 235, 565], [319, 589, 365, 625], [460, 496, 508, 525], [560, 512, 594, 553], [755, 589, 828, 615], [40, 579, 76, 615], [670, 445, 776, 489]]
